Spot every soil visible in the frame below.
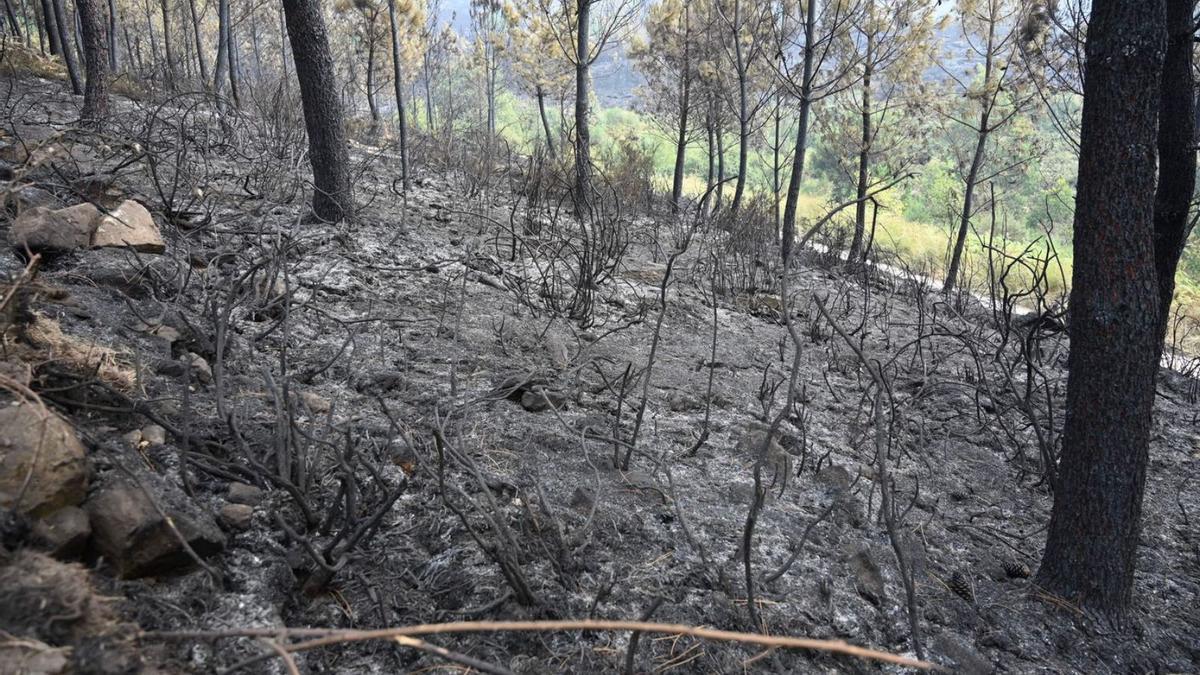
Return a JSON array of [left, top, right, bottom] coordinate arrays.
[[1, 73, 1198, 674]]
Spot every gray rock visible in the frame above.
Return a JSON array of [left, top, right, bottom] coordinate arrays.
[[86, 480, 226, 578], [219, 503, 254, 531], [0, 403, 89, 517], [299, 391, 331, 415], [31, 506, 91, 560], [520, 387, 568, 412], [933, 632, 994, 675], [140, 424, 167, 446], [187, 352, 212, 384], [226, 482, 265, 506], [849, 548, 886, 607], [8, 203, 97, 252]]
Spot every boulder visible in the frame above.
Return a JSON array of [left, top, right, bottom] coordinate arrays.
[[86, 481, 225, 578], [90, 200, 165, 253], [8, 203, 98, 252], [0, 404, 89, 517], [31, 506, 91, 560]]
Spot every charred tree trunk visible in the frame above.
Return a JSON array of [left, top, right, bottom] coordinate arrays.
[[671, 9, 690, 215], [77, 0, 108, 124], [159, 0, 176, 88], [365, 24, 381, 127], [536, 84, 556, 160], [714, 120, 726, 211], [186, 0, 207, 84], [282, 0, 354, 222], [387, 0, 409, 191], [50, 0, 82, 93], [847, 36, 873, 267], [730, 0, 748, 214], [780, 0, 817, 263], [40, 0, 59, 55], [1035, 0, 1168, 622], [213, 0, 228, 93], [573, 0, 592, 215], [106, 0, 117, 68]]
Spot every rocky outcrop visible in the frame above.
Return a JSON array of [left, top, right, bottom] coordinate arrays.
[[0, 403, 89, 518], [87, 479, 225, 579]]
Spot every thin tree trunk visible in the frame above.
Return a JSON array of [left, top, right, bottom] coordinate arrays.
[[847, 37, 873, 267], [573, 0, 592, 215], [51, 0, 82, 93], [537, 85, 556, 160], [1035, 0, 1167, 622], [227, 19, 240, 105], [387, 0, 409, 191], [186, 0, 207, 84], [780, 0, 817, 263], [3, 0, 22, 39], [366, 29, 380, 125], [943, 16, 997, 295], [159, 0, 176, 88], [423, 49, 433, 129], [40, 0, 59, 55], [671, 7, 690, 215], [282, 0, 354, 221], [213, 0, 228, 92], [77, 0, 108, 124], [730, 0, 748, 213], [34, 0, 47, 53], [715, 120, 726, 211], [772, 91, 781, 238], [106, 0, 116, 69], [704, 112, 714, 212]]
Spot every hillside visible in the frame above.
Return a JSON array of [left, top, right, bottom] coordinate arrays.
[[1, 73, 1198, 674]]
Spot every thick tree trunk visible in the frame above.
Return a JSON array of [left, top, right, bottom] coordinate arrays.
[[536, 85, 556, 160], [76, 0, 108, 124], [780, 0, 817, 263], [282, 0, 354, 222], [50, 0, 82, 93], [573, 0, 592, 215], [387, 0, 409, 191], [1035, 0, 1167, 622], [186, 0, 207, 84], [847, 38, 873, 267]]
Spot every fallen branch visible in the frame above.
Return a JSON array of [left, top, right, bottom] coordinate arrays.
[[144, 618, 939, 670]]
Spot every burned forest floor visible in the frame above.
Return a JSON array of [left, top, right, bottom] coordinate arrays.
[[1, 72, 1199, 674]]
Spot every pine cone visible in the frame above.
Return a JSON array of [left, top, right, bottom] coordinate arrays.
[[1003, 560, 1032, 579], [948, 570, 975, 603]]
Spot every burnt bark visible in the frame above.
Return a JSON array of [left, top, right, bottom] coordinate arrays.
[[50, 0, 82, 93], [780, 0, 816, 263], [387, 0, 409, 191], [1035, 0, 1168, 622], [282, 0, 354, 222], [573, 0, 592, 215], [536, 84, 556, 160], [847, 36, 873, 267], [77, 0, 109, 124]]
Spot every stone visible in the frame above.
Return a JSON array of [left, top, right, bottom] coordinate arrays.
[[0, 639, 71, 674], [11, 185, 65, 211], [187, 352, 212, 384], [0, 403, 89, 518], [226, 482, 265, 506], [8, 203, 98, 252], [86, 481, 225, 578], [0, 360, 32, 388], [520, 388, 568, 412], [218, 503, 254, 531], [933, 633, 994, 675], [31, 505, 91, 560], [849, 548, 886, 607], [140, 424, 167, 446], [299, 391, 331, 415], [569, 486, 595, 510], [90, 200, 165, 253]]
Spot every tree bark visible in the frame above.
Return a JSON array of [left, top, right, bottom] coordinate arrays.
[[780, 0, 817, 263], [282, 0, 354, 222], [50, 0, 82, 93], [573, 0, 592, 215], [186, 0, 207, 84], [159, 0, 176, 88], [1035, 0, 1167, 622], [106, 0, 117, 69], [76, 0, 108, 124], [387, 0, 409, 191], [213, 0, 228, 93], [365, 20, 381, 126]]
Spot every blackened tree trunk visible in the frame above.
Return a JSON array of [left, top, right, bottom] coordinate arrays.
[[186, 0, 207, 84], [846, 35, 873, 267], [573, 0, 592, 215], [387, 0, 409, 191], [670, 12, 690, 215], [282, 0, 354, 222], [77, 0, 109, 124], [3, 0, 22, 39], [729, 0, 748, 214], [1035, 0, 1168, 621], [50, 0, 82, 93], [536, 84, 556, 160], [106, 0, 116, 68], [40, 0, 60, 55], [1152, 0, 1197, 345], [213, 0, 228, 93], [780, 0, 816, 263], [714, 120, 725, 211], [365, 22, 381, 127]]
